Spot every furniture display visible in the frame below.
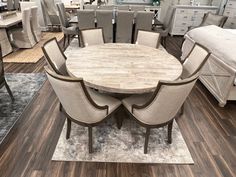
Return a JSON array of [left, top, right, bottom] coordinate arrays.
[[223, 0, 236, 29], [170, 5, 218, 35], [135, 30, 160, 48], [0, 46, 14, 102], [45, 66, 121, 153], [66, 43, 182, 94], [57, 3, 79, 47], [10, 8, 36, 49], [181, 25, 236, 107], [31, 6, 41, 42], [77, 9, 95, 30], [81, 28, 104, 47], [122, 74, 198, 153]]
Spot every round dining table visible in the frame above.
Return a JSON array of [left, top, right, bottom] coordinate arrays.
[[66, 43, 183, 94]]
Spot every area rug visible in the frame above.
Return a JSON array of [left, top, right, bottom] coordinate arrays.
[[0, 73, 46, 143], [52, 118, 194, 164], [3, 32, 64, 63]]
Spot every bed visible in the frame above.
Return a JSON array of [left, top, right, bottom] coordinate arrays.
[[181, 25, 236, 107]]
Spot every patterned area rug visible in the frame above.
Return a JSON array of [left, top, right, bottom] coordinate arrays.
[[52, 118, 194, 164], [0, 73, 46, 143], [3, 32, 63, 63]]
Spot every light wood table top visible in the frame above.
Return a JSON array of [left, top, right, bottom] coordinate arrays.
[[66, 43, 183, 94], [0, 12, 22, 28]]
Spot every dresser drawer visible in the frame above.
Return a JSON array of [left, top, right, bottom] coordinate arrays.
[[175, 13, 190, 21], [226, 0, 236, 8], [224, 17, 236, 29], [174, 20, 192, 27], [171, 27, 188, 35], [176, 8, 189, 14], [224, 9, 236, 17]]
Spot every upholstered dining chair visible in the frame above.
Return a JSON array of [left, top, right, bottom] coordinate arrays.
[[0, 47, 14, 102], [116, 10, 134, 43], [11, 8, 36, 48], [135, 30, 160, 48], [77, 9, 96, 30], [31, 6, 42, 42], [96, 10, 113, 43], [181, 43, 210, 79], [81, 28, 104, 47], [57, 3, 80, 47], [42, 37, 68, 76], [45, 66, 121, 153], [122, 74, 199, 154]]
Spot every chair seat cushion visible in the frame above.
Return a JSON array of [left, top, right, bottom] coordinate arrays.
[[122, 93, 153, 113], [88, 88, 121, 114], [63, 26, 79, 35]]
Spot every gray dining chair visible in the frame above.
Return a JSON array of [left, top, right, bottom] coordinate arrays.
[[136, 30, 160, 48], [98, 5, 114, 10], [57, 3, 80, 47], [122, 74, 199, 154], [81, 28, 104, 47], [11, 8, 36, 48], [0, 46, 14, 102], [31, 6, 42, 42], [115, 5, 129, 11], [129, 5, 145, 13], [116, 10, 134, 43], [45, 66, 121, 153], [96, 10, 113, 43], [134, 11, 154, 42], [84, 4, 97, 10], [77, 9, 96, 30]]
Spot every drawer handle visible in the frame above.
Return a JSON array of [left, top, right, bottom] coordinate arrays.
[[184, 16, 188, 18], [182, 23, 186, 25], [181, 29, 185, 31]]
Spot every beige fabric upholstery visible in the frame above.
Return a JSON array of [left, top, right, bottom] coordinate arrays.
[[122, 75, 198, 125], [0, 29, 13, 57], [129, 5, 145, 12], [96, 10, 113, 43], [45, 67, 121, 124], [81, 28, 104, 47], [182, 44, 209, 79], [134, 11, 154, 41], [115, 5, 129, 11], [77, 9, 95, 30], [42, 39, 67, 76], [116, 11, 134, 43], [201, 13, 228, 27], [42, 0, 60, 26], [136, 30, 160, 48], [98, 5, 114, 10], [11, 8, 36, 48], [84, 5, 97, 10], [31, 6, 41, 42]]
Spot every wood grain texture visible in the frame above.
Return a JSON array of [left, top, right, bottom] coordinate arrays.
[[0, 36, 235, 177], [66, 43, 182, 94]]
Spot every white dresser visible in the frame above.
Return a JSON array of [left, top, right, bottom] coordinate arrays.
[[170, 5, 218, 35], [223, 0, 236, 29]]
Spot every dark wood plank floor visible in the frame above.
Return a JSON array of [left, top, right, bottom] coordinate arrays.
[[0, 36, 235, 177]]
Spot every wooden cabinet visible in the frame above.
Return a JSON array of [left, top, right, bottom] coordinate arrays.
[[170, 5, 218, 35], [223, 0, 236, 29]]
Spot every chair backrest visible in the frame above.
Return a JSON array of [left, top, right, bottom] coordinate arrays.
[[134, 11, 154, 42], [57, 3, 69, 28], [96, 10, 113, 43], [132, 74, 199, 125], [163, 7, 175, 29], [45, 66, 108, 124], [182, 43, 210, 79], [116, 10, 134, 43], [115, 5, 129, 11], [42, 0, 57, 16], [30, 6, 41, 42], [22, 8, 36, 46], [136, 30, 160, 48], [77, 9, 95, 30], [129, 5, 145, 12], [98, 5, 114, 10], [84, 4, 97, 10], [42, 38, 68, 76], [201, 12, 228, 27], [81, 28, 104, 47]]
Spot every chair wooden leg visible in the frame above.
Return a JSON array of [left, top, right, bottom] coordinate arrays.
[[167, 120, 174, 144], [179, 103, 184, 116], [67, 35, 70, 45], [88, 127, 93, 153], [5, 82, 14, 102], [59, 102, 62, 112], [144, 127, 150, 154], [63, 34, 66, 47], [66, 118, 71, 139]]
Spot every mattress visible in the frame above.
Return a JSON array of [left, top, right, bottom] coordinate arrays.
[[186, 25, 236, 69]]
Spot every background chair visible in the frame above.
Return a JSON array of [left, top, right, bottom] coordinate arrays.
[[84, 4, 97, 10], [181, 43, 210, 79], [122, 74, 199, 154], [77, 9, 95, 30], [81, 28, 104, 47], [115, 5, 129, 11], [134, 11, 154, 43], [45, 66, 121, 153], [98, 5, 114, 10], [11, 8, 36, 49], [129, 5, 145, 14], [0, 47, 14, 102], [42, 38, 68, 76], [96, 10, 113, 43], [136, 30, 160, 48], [30, 6, 42, 42], [57, 3, 80, 47], [116, 10, 134, 43]]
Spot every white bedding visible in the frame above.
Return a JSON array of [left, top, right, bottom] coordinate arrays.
[[186, 25, 236, 69]]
